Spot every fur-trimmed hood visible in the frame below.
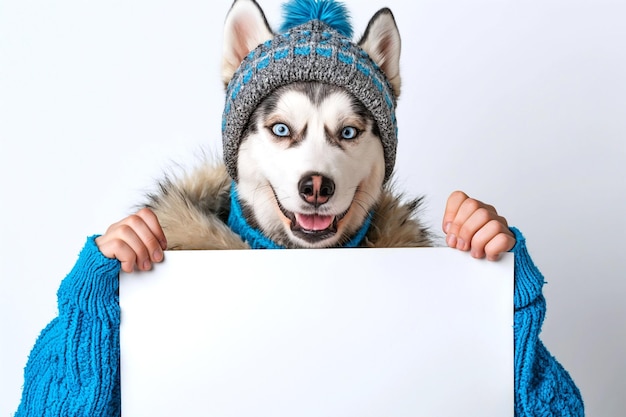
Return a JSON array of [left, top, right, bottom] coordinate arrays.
[[143, 160, 434, 250]]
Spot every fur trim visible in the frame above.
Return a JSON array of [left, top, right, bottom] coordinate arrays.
[[144, 161, 249, 250], [142, 159, 434, 250], [364, 189, 434, 248]]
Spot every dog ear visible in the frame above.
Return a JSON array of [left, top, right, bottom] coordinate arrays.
[[358, 8, 402, 98], [222, 0, 274, 87]]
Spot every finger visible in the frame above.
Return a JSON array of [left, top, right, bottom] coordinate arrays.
[[100, 217, 156, 271], [118, 214, 164, 267], [135, 208, 167, 251], [484, 231, 516, 261], [467, 218, 510, 259], [96, 210, 166, 271], [446, 198, 489, 250], [118, 244, 139, 273], [105, 223, 154, 270], [442, 191, 469, 234], [96, 237, 138, 273], [456, 206, 504, 252]]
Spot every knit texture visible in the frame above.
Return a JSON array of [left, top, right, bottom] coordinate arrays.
[[509, 227, 584, 416], [227, 184, 284, 249], [15, 236, 121, 417], [15, 229, 584, 416], [222, 18, 398, 183], [227, 183, 372, 249]]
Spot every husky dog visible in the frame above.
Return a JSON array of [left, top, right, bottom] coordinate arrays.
[[221, 0, 412, 248], [145, 0, 432, 250]]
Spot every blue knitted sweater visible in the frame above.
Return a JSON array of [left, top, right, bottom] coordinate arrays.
[[14, 228, 583, 416]]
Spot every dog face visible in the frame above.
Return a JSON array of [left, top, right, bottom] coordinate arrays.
[[237, 82, 386, 248], [222, 0, 401, 248]]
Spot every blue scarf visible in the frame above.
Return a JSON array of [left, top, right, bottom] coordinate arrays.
[[227, 183, 372, 249]]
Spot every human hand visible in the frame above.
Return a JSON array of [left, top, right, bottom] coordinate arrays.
[[95, 208, 167, 273], [442, 191, 515, 261]]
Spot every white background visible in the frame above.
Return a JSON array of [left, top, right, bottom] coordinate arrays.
[[0, 0, 624, 415]]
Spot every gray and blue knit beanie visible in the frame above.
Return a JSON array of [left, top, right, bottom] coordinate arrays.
[[222, 0, 398, 183]]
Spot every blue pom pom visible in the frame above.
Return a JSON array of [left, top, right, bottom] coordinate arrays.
[[280, 0, 353, 38]]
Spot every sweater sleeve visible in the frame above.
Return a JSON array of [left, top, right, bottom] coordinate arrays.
[[15, 236, 122, 417], [510, 227, 584, 416]]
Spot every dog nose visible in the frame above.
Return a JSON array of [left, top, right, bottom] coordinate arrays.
[[298, 174, 335, 206]]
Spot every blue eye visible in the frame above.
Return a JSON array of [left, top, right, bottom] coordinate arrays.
[[272, 123, 290, 137], [341, 126, 358, 140]]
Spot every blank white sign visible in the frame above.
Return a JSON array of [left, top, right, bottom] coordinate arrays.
[[120, 248, 513, 417]]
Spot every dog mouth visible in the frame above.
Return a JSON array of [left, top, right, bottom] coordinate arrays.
[[273, 193, 348, 243], [291, 212, 340, 241]]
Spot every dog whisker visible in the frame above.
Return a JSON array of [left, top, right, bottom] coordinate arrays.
[[353, 198, 371, 217]]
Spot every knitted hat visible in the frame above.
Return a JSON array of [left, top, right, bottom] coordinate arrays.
[[222, 0, 398, 183]]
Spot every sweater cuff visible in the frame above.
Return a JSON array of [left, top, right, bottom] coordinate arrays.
[[509, 227, 546, 310], [57, 235, 121, 320]]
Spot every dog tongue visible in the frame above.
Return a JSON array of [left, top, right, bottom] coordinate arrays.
[[295, 213, 334, 231]]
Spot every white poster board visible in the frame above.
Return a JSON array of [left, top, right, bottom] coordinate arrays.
[[120, 248, 513, 417]]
